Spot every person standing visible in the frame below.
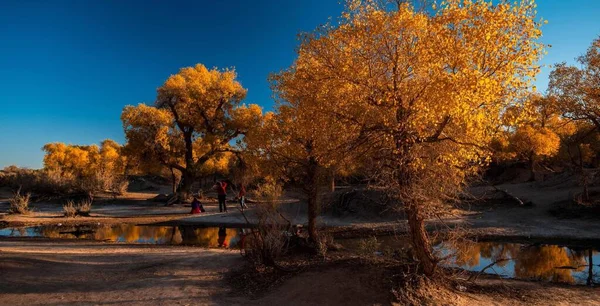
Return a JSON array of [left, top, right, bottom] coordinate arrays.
[[216, 180, 228, 213], [238, 184, 248, 210]]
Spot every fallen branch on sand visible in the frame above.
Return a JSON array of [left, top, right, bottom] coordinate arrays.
[[492, 186, 531, 206]]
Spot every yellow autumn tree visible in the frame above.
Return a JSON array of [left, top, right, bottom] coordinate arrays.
[[121, 64, 263, 201], [549, 37, 600, 202], [510, 125, 560, 179], [549, 37, 600, 130], [290, 0, 544, 275], [245, 68, 362, 242], [501, 95, 563, 180], [42, 140, 127, 194]]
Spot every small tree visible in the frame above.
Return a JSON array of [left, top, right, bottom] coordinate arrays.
[[509, 126, 560, 180], [549, 37, 600, 202], [245, 69, 361, 243], [549, 37, 600, 130]]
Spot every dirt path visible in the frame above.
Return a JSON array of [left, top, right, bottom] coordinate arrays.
[[0, 240, 246, 305]]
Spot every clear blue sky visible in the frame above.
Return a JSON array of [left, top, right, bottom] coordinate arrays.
[[0, 0, 598, 168]]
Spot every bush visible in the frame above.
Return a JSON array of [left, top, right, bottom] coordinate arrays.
[[8, 189, 30, 214], [358, 236, 380, 256], [1, 166, 130, 198], [1, 166, 75, 196], [112, 179, 129, 195], [315, 232, 334, 256], [63, 201, 77, 217], [63, 199, 92, 217], [76, 199, 92, 216], [242, 181, 290, 268]]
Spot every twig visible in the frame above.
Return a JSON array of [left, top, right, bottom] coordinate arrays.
[[468, 258, 511, 281]]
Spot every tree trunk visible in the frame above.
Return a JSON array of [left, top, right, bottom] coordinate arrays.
[[305, 145, 320, 243], [178, 172, 193, 202], [406, 202, 437, 276], [391, 106, 438, 276], [177, 129, 195, 203], [170, 168, 178, 195], [329, 172, 335, 193], [306, 168, 319, 242], [528, 152, 536, 181], [577, 144, 590, 203]]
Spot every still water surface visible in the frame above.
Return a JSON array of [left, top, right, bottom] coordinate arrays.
[[0, 224, 243, 248], [1, 225, 597, 285]]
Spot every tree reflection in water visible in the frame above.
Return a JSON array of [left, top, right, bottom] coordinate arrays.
[[8, 224, 243, 248], [447, 241, 598, 285]]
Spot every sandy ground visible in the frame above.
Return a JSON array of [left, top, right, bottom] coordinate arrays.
[[2, 239, 599, 306], [465, 182, 600, 240], [0, 239, 247, 306]]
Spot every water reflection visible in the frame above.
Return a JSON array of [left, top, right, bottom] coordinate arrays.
[[337, 236, 599, 285], [445, 241, 598, 285], [0, 225, 243, 249]]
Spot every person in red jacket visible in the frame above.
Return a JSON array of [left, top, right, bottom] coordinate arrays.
[[215, 180, 228, 213]]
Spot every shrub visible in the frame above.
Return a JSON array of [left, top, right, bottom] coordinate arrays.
[[315, 232, 334, 256], [358, 236, 380, 256], [63, 200, 77, 217], [2, 166, 130, 198], [76, 199, 92, 216], [8, 189, 30, 214], [63, 199, 92, 217], [112, 178, 129, 195], [242, 181, 290, 268], [1, 166, 76, 196]]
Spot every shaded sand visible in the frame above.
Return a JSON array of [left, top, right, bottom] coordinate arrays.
[[0, 240, 246, 306]]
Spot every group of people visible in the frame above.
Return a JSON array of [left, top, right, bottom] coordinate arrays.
[[190, 180, 248, 214]]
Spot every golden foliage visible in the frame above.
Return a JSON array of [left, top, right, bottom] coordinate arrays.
[[510, 125, 560, 160], [42, 140, 127, 193], [549, 37, 600, 129], [122, 64, 264, 194], [289, 0, 544, 211]]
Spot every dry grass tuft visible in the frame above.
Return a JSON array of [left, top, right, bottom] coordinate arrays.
[[63, 199, 92, 217], [8, 189, 30, 214]]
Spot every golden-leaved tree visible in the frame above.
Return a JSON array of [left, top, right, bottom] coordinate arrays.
[[245, 69, 362, 242], [504, 95, 564, 180], [42, 140, 127, 194], [290, 0, 544, 275], [122, 64, 263, 200], [549, 37, 600, 198], [549, 37, 600, 129]]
